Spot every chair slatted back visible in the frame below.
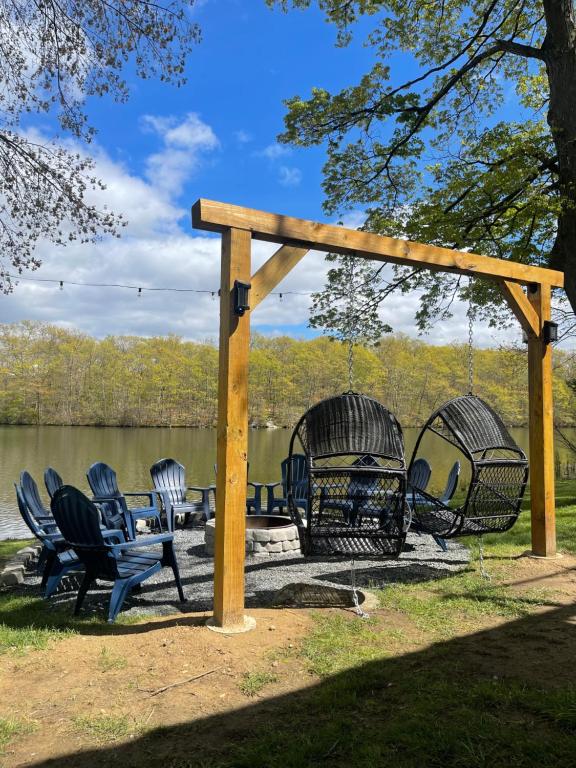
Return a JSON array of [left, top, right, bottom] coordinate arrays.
[[150, 459, 186, 505], [44, 467, 64, 500], [20, 471, 51, 522], [442, 461, 461, 504], [281, 454, 307, 499], [15, 484, 50, 538], [51, 486, 119, 579], [87, 462, 121, 500], [408, 458, 431, 492]]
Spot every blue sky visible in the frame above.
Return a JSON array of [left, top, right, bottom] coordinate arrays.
[[0, 0, 524, 348]]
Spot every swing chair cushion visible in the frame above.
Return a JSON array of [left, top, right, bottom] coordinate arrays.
[[288, 393, 409, 558], [409, 395, 528, 539]]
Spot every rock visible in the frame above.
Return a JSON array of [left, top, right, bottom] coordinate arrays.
[[267, 542, 283, 554], [0, 567, 25, 586]]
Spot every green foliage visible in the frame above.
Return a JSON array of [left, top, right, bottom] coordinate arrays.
[[71, 713, 138, 743], [1, 321, 576, 427], [267, 0, 576, 321], [0, 538, 34, 570]]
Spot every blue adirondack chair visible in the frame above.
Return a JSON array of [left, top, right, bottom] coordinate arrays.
[[151, 458, 215, 529], [51, 485, 186, 623], [266, 454, 308, 515], [14, 481, 82, 598], [87, 462, 162, 539], [408, 460, 460, 552], [407, 458, 432, 496], [44, 467, 63, 500], [19, 470, 55, 528]]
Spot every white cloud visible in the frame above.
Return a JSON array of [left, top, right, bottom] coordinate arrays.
[[234, 130, 252, 144], [0, 122, 522, 349], [256, 142, 291, 161], [278, 165, 302, 187], [141, 112, 219, 196]]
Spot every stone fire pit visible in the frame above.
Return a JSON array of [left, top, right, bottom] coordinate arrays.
[[204, 515, 301, 557]]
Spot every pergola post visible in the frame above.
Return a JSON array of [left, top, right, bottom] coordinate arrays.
[[527, 283, 557, 557], [210, 226, 253, 631]]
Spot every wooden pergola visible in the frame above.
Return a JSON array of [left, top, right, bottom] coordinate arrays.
[[192, 198, 565, 632]]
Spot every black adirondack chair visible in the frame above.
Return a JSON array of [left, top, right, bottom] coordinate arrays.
[[87, 462, 162, 539], [51, 485, 186, 623], [14, 481, 82, 598], [266, 454, 308, 515], [44, 467, 63, 500], [408, 396, 528, 538], [287, 393, 409, 558], [151, 458, 215, 529]]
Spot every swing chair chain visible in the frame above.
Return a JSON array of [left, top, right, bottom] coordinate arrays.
[[467, 279, 474, 396], [346, 258, 356, 393], [477, 536, 491, 582]]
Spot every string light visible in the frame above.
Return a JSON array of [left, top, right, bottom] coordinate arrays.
[[6, 272, 312, 299]]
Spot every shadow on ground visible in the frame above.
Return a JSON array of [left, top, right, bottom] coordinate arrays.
[[22, 595, 576, 768]]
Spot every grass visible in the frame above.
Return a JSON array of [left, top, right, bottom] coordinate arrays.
[[0, 538, 34, 570], [98, 645, 128, 672], [0, 592, 145, 658], [238, 671, 278, 698], [71, 714, 139, 744], [0, 717, 34, 754]]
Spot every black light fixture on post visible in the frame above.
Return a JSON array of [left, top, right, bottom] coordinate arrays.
[[233, 280, 251, 316], [543, 320, 558, 345]]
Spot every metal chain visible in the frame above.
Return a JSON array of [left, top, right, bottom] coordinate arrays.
[[477, 536, 491, 581], [347, 258, 355, 392], [350, 557, 369, 618], [467, 277, 474, 395]]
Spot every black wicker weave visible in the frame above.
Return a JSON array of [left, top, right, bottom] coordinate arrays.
[[408, 395, 529, 538], [287, 392, 409, 557]]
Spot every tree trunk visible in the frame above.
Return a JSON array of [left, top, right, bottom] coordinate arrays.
[[544, 0, 576, 311]]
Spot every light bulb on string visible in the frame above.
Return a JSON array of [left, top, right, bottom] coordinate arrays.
[[137, 287, 142, 298], [59, 281, 64, 291], [279, 293, 283, 303]]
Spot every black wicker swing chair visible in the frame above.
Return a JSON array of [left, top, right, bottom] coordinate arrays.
[[408, 395, 529, 539], [287, 392, 410, 558]]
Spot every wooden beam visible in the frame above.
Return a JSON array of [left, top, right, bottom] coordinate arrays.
[[213, 227, 252, 630], [192, 199, 564, 288], [500, 280, 540, 336], [250, 244, 309, 309], [527, 283, 557, 557]]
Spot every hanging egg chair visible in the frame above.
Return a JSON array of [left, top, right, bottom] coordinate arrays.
[[408, 395, 528, 538], [287, 392, 409, 558]]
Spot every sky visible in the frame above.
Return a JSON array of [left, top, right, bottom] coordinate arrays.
[[0, 0, 526, 349]]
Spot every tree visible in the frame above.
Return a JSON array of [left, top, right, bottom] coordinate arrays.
[[0, 1, 200, 292], [267, 1, 576, 326]]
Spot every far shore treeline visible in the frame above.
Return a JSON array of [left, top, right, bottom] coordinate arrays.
[[1, 321, 576, 429]]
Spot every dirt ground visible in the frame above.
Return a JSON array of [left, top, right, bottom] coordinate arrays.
[[1, 552, 576, 768]]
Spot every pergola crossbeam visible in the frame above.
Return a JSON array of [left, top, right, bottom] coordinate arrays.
[[192, 199, 564, 288]]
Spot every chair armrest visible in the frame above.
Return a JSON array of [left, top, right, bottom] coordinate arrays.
[[248, 481, 265, 490], [110, 533, 173, 552], [101, 528, 127, 544], [123, 492, 157, 507], [187, 485, 215, 494]]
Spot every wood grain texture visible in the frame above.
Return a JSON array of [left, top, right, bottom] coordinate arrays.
[[250, 244, 309, 309], [527, 284, 557, 557], [213, 227, 251, 628], [192, 199, 564, 287], [500, 281, 540, 336]]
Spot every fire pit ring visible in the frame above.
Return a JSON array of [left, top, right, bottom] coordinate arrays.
[[204, 515, 301, 557]]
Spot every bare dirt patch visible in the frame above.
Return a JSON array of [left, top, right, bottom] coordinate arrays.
[[1, 552, 576, 767]]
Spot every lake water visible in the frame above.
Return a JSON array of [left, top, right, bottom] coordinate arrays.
[[3, 424, 575, 539]]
